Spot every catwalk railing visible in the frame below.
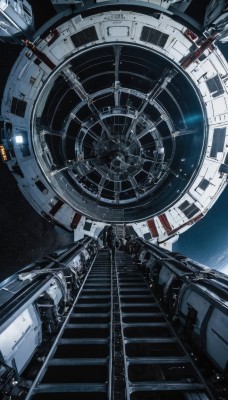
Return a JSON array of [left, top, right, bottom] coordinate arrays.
[[0, 242, 227, 399]]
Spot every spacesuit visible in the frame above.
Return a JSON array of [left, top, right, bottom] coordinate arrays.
[[106, 227, 119, 264]]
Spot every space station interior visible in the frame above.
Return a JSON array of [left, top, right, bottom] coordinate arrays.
[[0, 0, 228, 399]]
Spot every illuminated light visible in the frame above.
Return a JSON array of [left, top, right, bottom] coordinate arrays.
[[158, 147, 165, 155], [183, 114, 203, 124], [15, 135, 23, 144], [0, 145, 8, 161]]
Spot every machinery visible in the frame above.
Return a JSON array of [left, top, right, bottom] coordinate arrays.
[[0, 1, 228, 399], [0, 0, 228, 246], [0, 0, 33, 42], [0, 238, 227, 399], [0, 237, 99, 399]]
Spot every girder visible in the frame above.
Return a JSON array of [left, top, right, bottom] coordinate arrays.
[[24, 250, 213, 400]]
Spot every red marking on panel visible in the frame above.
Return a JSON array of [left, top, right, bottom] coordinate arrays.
[[71, 213, 81, 229], [46, 29, 60, 46], [50, 199, 64, 216], [147, 219, 159, 237], [168, 213, 204, 235], [23, 39, 56, 70], [184, 29, 198, 41], [181, 33, 218, 69], [159, 214, 172, 233], [192, 213, 203, 223]]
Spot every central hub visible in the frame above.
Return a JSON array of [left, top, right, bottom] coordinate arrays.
[[110, 150, 125, 162], [110, 150, 126, 173], [91, 128, 149, 180]]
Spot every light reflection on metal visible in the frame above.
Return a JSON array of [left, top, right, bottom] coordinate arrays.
[[0, 144, 7, 161], [1, 1, 228, 241]]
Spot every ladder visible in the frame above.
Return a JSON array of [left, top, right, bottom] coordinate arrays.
[[115, 251, 212, 400], [25, 250, 112, 400], [24, 250, 213, 400]]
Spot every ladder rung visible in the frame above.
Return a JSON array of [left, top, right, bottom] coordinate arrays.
[[75, 303, 111, 308], [49, 358, 108, 366], [70, 313, 110, 318], [126, 356, 189, 364], [83, 288, 110, 292], [58, 338, 109, 345], [66, 323, 109, 329], [123, 322, 167, 328], [79, 295, 111, 299], [35, 383, 108, 393], [125, 338, 178, 344], [122, 312, 163, 317], [129, 382, 205, 391], [121, 303, 156, 307], [120, 295, 153, 298], [120, 288, 151, 292]]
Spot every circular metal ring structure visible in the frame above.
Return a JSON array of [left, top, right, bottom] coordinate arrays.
[[2, 5, 228, 237], [32, 29, 206, 222]]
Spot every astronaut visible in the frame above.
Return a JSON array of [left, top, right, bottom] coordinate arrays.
[[106, 226, 119, 264]]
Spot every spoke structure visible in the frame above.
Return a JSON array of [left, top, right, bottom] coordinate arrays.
[[62, 67, 112, 140], [113, 45, 122, 107], [125, 68, 177, 141]]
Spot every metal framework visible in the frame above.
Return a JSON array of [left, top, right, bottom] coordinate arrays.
[[2, 3, 228, 238], [22, 249, 214, 400]]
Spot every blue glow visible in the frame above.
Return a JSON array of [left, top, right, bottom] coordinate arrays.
[[183, 114, 203, 124]]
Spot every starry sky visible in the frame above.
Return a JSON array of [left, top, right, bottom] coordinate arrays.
[[0, 0, 228, 280]]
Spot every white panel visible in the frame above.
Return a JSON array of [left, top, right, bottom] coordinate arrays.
[[0, 305, 41, 373], [168, 208, 184, 226], [191, 66, 205, 81], [208, 51, 228, 77], [201, 59, 217, 78], [107, 26, 129, 37], [51, 42, 73, 59], [172, 40, 189, 56], [1, 9, 228, 236], [168, 47, 183, 62], [207, 309, 228, 369], [212, 97, 228, 116]]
